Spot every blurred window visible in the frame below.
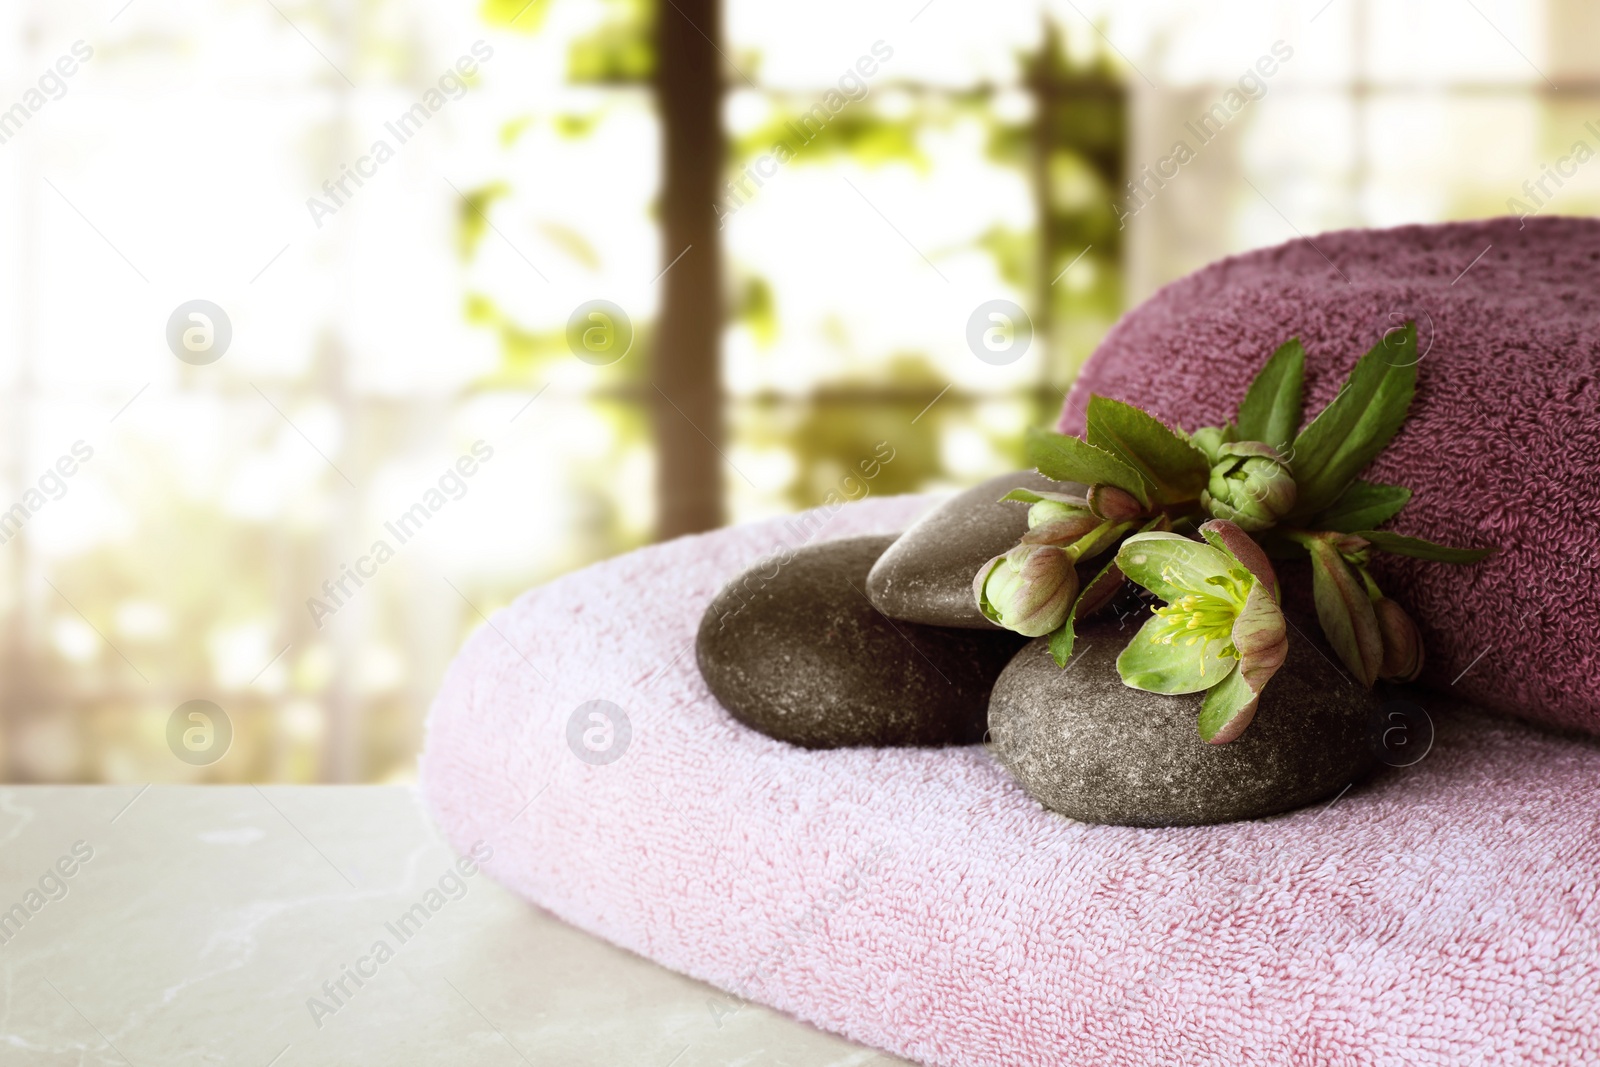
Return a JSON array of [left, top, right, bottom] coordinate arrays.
[[3, 0, 1585, 783]]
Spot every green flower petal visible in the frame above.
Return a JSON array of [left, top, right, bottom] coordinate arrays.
[[1197, 662, 1259, 744], [1116, 614, 1234, 695], [1232, 580, 1288, 692], [972, 553, 1006, 624], [1198, 580, 1288, 747], [1198, 519, 1279, 599], [1115, 532, 1235, 602]]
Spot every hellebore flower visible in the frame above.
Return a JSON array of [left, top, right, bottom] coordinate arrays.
[[1113, 519, 1288, 744], [1201, 441, 1297, 532], [1373, 596, 1424, 682], [973, 543, 1079, 637]]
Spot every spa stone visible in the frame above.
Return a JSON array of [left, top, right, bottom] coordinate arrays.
[[988, 612, 1379, 826], [865, 470, 1084, 629], [698, 535, 1026, 748]]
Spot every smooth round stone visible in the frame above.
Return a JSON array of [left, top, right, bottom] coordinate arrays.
[[697, 535, 1027, 748], [866, 470, 1085, 629], [988, 613, 1380, 826]]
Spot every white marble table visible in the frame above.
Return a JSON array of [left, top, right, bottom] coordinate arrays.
[[0, 787, 908, 1066]]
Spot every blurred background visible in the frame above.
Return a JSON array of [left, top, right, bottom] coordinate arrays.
[[1, 0, 1595, 783]]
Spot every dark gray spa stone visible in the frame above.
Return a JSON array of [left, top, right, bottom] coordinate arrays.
[[697, 535, 1027, 748], [866, 470, 1085, 629], [988, 613, 1379, 826]]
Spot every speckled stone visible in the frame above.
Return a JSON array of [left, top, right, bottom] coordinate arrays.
[[988, 612, 1379, 826], [697, 535, 1027, 748], [866, 470, 1085, 629]]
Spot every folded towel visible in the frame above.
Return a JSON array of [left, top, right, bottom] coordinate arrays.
[[422, 493, 1600, 1067], [1059, 216, 1600, 735]]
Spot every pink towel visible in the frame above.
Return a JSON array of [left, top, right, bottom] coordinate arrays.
[[421, 493, 1600, 1067], [1059, 216, 1600, 735]]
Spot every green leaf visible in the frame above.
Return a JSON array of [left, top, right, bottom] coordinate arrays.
[[1312, 480, 1412, 532], [1115, 532, 1234, 603], [1084, 396, 1210, 505], [1047, 620, 1076, 667], [999, 487, 1085, 506], [1116, 615, 1235, 694], [1285, 325, 1418, 520], [1354, 530, 1494, 564], [1026, 428, 1150, 507], [1235, 339, 1305, 453], [1197, 663, 1257, 744]]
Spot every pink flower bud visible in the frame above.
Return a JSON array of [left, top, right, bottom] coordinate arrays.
[[1087, 484, 1144, 522], [1374, 597, 1424, 682]]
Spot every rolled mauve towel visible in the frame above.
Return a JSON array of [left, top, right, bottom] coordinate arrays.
[[1059, 216, 1600, 735]]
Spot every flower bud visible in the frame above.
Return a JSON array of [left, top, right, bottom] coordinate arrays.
[[1020, 513, 1101, 547], [1189, 425, 1231, 462], [1026, 497, 1092, 529], [1202, 442, 1297, 532], [1373, 597, 1424, 682], [1307, 535, 1384, 688], [1087, 484, 1144, 522], [973, 543, 1079, 637]]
